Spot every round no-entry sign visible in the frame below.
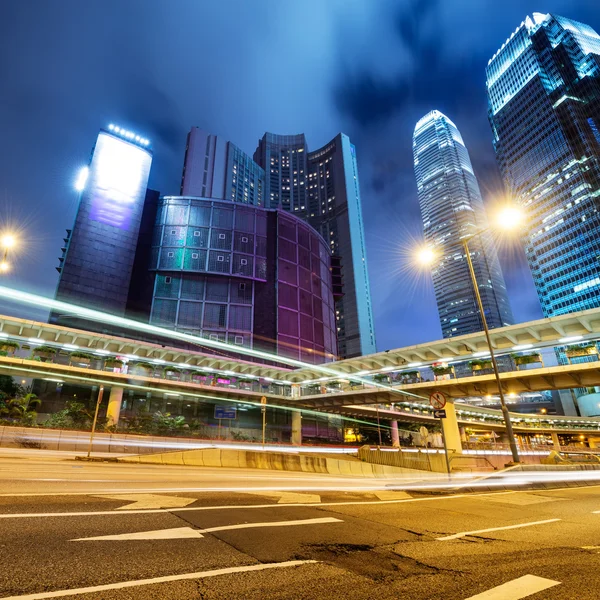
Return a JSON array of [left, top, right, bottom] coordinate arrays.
[[429, 391, 447, 410]]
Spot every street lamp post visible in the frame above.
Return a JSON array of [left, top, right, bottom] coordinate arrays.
[[462, 235, 520, 463]]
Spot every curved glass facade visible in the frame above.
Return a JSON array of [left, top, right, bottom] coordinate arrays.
[[413, 110, 514, 337], [149, 196, 337, 363]]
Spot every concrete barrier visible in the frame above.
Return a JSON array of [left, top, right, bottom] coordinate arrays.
[[117, 448, 429, 478]]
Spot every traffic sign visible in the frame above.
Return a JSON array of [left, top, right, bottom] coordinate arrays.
[[434, 409, 447, 419], [429, 391, 447, 410], [260, 396, 267, 405], [214, 406, 237, 420]]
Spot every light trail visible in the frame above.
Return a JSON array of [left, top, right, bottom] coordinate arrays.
[[0, 285, 427, 401]]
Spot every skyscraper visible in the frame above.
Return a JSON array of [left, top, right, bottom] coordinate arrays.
[[254, 133, 376, 358], [181, 128, 264, 206], [487, 13, 600, 317], [52, 125, 153, 326], [413, 110, 514, 338]]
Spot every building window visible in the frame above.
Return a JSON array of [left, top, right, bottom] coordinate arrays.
[[193, 231, 201, 237], [219, 233, 226, 240], [171, 230, 176, 234], [192, 253, 199, 259], [239, 283, 246, 291], [241, 258, 247, 266], [241, 236, 248, 243], [234, 335, 244, 345], [165, 276, 172, 284], [217, 255, 224, 262], [167, 252, 174, 258]]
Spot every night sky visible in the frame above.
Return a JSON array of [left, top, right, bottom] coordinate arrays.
[[0, 0, 597, 352]]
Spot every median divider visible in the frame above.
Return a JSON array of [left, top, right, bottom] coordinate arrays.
[[117, 448, 430, 478]]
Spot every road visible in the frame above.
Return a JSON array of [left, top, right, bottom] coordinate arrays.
[[0, 451, 599, 599]]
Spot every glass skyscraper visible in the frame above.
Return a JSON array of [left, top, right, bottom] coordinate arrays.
[[254, 132, 376, 358], [413, 110, 514, 338], [487, 13, 600, 317]]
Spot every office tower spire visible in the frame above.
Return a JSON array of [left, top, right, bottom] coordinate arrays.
[[413, 110, 514, 337], [487, 13, 600, 316]]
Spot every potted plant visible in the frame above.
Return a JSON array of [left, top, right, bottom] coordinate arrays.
[[104, 357, 124, 371], [191, 371, 211, 384], [130, 361, 155, 376], [372, 374, 390, 384], [511, 352, 543, 368], [0, 341, 19, 355], [31, 345, 57, 362], [564, 343, 598, 360], [236, 377, 254, 389], [163, 366, 182, 380], [69, 351, 94, 366], [305, 384, 321, 395], [469, 359, 493, 371], [397, 370, 420, 383], [431, 365, 454, 378]]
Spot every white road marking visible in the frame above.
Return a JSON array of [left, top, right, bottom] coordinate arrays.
[[71, 517, 341, 542], [436, 518, 561, 541], [374, 491, 412, 501], [478, 493, 558, 506], [202, 516, 342, 533], [0, 560, 317, 600], [243, 491, 321, 504], [91, 493, 196, 510], [464, 574, 560, 599], [72, 527, 204, 541], [0, 491, 518, 519]]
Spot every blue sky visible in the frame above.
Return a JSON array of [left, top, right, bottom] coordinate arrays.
[[0, 0, 597, 350]]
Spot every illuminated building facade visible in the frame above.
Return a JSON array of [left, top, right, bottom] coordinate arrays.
[[254, 133, 376, 358], [52, 126, 153, 325], [487, 13, 600, 317], [180, 128, 264, 206], [413, 110, 514, 337], [149, 196, 338, 363]]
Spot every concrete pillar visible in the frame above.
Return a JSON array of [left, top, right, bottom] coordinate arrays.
[[291, 384, 301, 399], [589, 437, 599, 449], [460, 427, 467, 442], [106, 386, 124, 427], [391, 420, 400, 447], [291, 410, 302, 445], [551, 432, 561, 450], [441, 402, 462, 453]]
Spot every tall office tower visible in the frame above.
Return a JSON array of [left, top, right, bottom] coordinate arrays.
[[254, 133, 376, 358], [181, 128, 264, 206], [413, 110, 514, 338], [52, 125, 153, 325], [487, 13, 600, 316]]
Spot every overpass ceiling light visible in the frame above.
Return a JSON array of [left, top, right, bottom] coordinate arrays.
[[223, 370, 236, 375], [0, 332, 8, 338], [123, 355, 138, 360], [152, 359, 166, 364], [263, 377, 274, 381], [559, 335, 583, 343], [202, 367, 215, 371], [512, 343, 534, 350], [380, 367, 396, 372], [95, 349, 111, 355], [317, 377, 329, 381], [62, 344, 78, 350], [28, 338, 44, 345], [355, 370, 370, 376], [407, 362, 422, 367], [472, 351, 492, 357]]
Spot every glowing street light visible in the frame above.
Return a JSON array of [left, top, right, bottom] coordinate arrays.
[[1, 235, 15, 249], [0, 233, 17, 274], [0, 262, 9, 273], [415, 205, 525, 464]]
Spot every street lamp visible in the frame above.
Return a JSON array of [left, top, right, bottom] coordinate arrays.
[[1, 234, 16, 273], [417, 206, 523, 464]]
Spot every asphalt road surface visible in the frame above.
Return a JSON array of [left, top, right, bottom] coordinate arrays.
[[1, 451, 599, 599]]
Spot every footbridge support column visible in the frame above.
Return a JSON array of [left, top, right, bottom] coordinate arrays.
[[442, 402, 462, 454], [291, 410, 302, 445], [106, 386, 124, 427], [391, 420, 400, 447]]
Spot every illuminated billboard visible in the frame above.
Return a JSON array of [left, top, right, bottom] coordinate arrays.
[[86, 131, 152, 230]]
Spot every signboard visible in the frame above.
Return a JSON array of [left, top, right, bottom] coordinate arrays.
[[434, 409, 447, 419], [429, 391, 447, 410], [260, 396, 267, 414], [214, 406, 237, 420]]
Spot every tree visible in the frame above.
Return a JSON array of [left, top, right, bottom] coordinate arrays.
[[0, 393, 41, 426]]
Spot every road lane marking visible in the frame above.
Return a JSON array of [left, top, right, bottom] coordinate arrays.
[[436, 518, 561, 541], [72, 527, 204, 541], [243, 491, 321, 504], [374, 491, 412, 500], [70, 517, 342, 542], [0, 491, 518, 519], [202, 516, 342, 533], [0, 560, 318, 600], [91, 493, 196, 510], [464, 574, 560, 599]]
